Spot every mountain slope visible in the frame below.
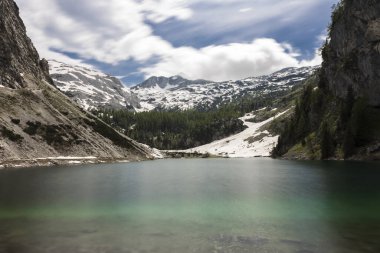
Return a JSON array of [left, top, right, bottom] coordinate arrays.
[[132, 66, 317, 111], [49, 60, 141, 111], [0, 0, 156, 167], [273, 0, 380, 160]]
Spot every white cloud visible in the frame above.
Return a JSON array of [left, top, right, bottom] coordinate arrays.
[[141, 38, 320, 81], [182, 0, 329, 39], [139, 0, 193, 23], [300, 49, 322, 67], [239, 8, 253, 13], [17, 0, 190, 64], [17, 0, 324, 82]]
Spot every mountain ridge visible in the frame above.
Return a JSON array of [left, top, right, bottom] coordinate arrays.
[[136, 75, 211, 89], [47, 61, 318, 112], [132, 66, 318, 111]]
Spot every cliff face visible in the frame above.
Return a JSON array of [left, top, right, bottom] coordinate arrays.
[[0, 0, 157, 166], [321, 0, 380, 106], [274, 0, 380, 160], [0, 0, 50, 88]]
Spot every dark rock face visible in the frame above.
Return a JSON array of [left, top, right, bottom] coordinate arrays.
[[0, 0, 47, 88], [321, 0, 380, 106]]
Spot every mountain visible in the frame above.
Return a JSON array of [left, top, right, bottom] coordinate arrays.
[[0, 0, 158, 167], [49, 60, 141, 111], [132, 66, 318, 111], [273, 0, 380, 160], [46, 62, 316, 112], [137, 75, 211, 89]]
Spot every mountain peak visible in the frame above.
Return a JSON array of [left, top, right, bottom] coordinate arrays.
[[135, 75, 211, 90], [137, 75, 188, 89]]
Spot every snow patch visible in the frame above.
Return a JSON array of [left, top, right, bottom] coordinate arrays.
[[180, 110, 288, 158], [139, 144, 164, 159]]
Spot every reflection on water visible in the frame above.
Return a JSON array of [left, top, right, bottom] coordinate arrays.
[[0, 159, 380, 253]]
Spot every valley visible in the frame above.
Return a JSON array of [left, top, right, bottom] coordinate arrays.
[[1, 0, 380, 252], [47, 60, 315, 157]]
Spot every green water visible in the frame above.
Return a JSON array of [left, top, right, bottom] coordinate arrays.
[[0, 158, 380, 253]]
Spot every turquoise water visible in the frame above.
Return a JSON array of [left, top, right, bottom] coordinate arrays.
[[0, 158, 380, 252]]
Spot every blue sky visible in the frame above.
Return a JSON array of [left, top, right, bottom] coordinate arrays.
[[17, 0, 338, 85]]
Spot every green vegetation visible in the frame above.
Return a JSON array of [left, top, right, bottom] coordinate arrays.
[[23, 121, 81, 147], [23, 121, 41, 135], [93, 107, 246, 150], [246, 108, 278, 123], [92, 84, 306, 150], [84, 115, 134, 149], [1, 126, 23, 142], [328, 1, 345, 35], [11, 118, 20, 125], [273, 81, 380, 159]]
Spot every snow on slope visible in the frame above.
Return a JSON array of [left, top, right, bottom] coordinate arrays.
[[133, 66, 318, 111], [49, 60, 141, 111], [183, 109, 288, 158]]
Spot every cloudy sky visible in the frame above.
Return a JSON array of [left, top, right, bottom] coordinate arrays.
[[17, 0, 338, 85]]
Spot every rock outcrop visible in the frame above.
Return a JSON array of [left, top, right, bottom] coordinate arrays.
[[0, 0, 47, 88], [321, 0, 380, 106], [0, 0, 156, 166]]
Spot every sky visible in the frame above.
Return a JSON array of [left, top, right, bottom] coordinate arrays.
[[17, 0, 338, 85]]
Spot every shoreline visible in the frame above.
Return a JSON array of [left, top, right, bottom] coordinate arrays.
[[0, 156, 150, 170], [2, 153, 378, 170], [162, 150, 271, 159]]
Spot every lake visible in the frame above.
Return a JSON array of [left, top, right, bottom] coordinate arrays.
[[0, 158, 380, 253]]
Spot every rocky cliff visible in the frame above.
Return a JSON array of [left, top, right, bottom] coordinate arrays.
[[321, 0, 380, 106], [274, 0, 380, 160], [0, 0, 157, 166], [0, 0, 49, 88]]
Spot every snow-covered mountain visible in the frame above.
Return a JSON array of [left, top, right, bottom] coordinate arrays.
[[138, 75, 211, 89], [48, 60, 317, 112], [49, 60, 141, 111], [132, 66, 318, 111]]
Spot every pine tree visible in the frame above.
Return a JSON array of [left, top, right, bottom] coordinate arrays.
[[320, 122, 333, 159], [343, 127, 355, 159]]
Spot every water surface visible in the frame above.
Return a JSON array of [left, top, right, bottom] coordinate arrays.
[[0, 158, 380, 253]]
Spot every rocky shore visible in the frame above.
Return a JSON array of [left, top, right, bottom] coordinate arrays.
[[0, 156, 151, 169]]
